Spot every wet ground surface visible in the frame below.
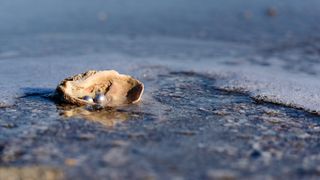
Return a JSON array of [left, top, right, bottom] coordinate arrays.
[[1, 1, 320, 179], [1, 71, 320, 180]]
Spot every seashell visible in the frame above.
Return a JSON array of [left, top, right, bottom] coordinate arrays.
[[55, 70, 144, 107]]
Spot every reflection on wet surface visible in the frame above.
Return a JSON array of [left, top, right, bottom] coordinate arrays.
[[58, 105, 129, 127]]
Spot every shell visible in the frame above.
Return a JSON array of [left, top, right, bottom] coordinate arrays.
[[55, 70, 144, 107]]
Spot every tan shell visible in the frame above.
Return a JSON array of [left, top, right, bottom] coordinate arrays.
[[55, 70, 144, 107]]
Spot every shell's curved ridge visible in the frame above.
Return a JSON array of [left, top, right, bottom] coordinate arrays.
[[55, 70, 144, 107]]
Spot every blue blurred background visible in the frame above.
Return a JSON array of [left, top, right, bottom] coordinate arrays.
[[1, 0, 320, 42]]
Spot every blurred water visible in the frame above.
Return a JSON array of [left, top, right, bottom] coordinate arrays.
[[1, 0, 320, 41]]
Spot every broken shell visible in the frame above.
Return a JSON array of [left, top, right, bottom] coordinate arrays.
[[55, 70, 144, 107]]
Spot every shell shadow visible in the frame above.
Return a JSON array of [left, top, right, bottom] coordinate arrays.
[[19, 87, 54, 98]]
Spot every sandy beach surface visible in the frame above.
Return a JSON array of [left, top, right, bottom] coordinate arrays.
[[1, 1, 320, 179]]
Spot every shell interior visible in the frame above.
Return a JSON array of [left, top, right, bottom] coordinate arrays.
[[56, 70, 144, 107]]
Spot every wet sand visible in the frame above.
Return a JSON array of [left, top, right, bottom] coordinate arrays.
[[1, 1, 320, 179], [1, 69, 320, 179]]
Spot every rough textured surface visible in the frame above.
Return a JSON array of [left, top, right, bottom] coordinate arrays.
[[1, 1, 320, 179], [0, 166, 63, 180], [1, 72, 320, 179]]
